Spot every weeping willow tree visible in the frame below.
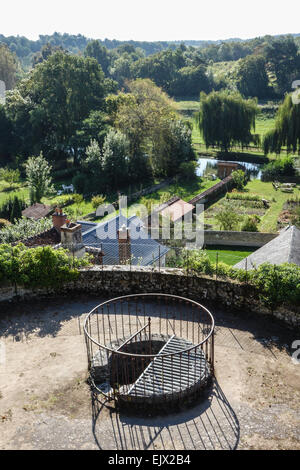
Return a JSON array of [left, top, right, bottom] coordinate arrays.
[[263, 94, 300, 155], [198, 91, 258, 153]]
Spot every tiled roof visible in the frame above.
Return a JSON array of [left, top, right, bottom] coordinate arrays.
[[160, 199, 194, 223], [22, 203, 52, 220], [234, 225, 300, 269], [77, 215, 169, 266]]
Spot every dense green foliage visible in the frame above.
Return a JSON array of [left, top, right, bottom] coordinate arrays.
[[231, 170, 247, 190], [5, 51, 113, 162], [235, 55, 271, 99], [263, 94, 300, 155], [0, 195, 26, 222], [0, 243, 90, 288], [0, 44, 18, 90], [261, 156, 296, 181], [198, 91, 258, 152], [168, 249, 300, 309]]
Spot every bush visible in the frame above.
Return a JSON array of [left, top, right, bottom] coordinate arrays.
[[231, 170, 246, 190], [91, 194, 106, 210], [169, 249, 300, 310], [215, 205, 240, 230], [178, 161, 198, 181], [250, 263, 300, 310], [0, 244, 91, 288], [261, 156, 296, 182], [241, 215, 260, 232], [226, 192, 260, 202]]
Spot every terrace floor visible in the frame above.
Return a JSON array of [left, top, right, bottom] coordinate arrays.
[[0, 295, 299, 450]]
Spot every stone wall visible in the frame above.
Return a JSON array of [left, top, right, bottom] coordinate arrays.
[[188, 175, 234, 205], [0, 266, 299, 328], [203, 230, 278, 248]]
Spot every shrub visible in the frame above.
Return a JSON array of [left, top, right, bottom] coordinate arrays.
[[250, 263, 300, 310], [241, 215, 260, 232], [261, 156, 296, 182], [0, 244, 91, 288], [226, 192, 260, 202], [169, 249, 300, 310], [178, 161, 198, 181], [215, 205, 240, 230], [231, 170, 246, 190], [91, 194, 106, 210], [0, 167, 20, 187]]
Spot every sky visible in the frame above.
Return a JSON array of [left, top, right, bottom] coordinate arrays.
[[1, 0, 299, 42]]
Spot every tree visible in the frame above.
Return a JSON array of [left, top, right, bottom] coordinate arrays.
[[6, 51, 109, 163], [151, 119, 195, 176], [32, 43, 64, 67], [74, 110, 108, 151], [0, 105, 13, 160], [235, 55, 271, 99], [84, 40, 111, 76], [25, 152, 54, 203], [263, 94, 300, 155], [265, 37, 300, 95], [0, 44, 18, 90], [198, 91, 258, 153], [115, 79, 177, 156], [102, 129, 130, 189], [169, 65, 210, 97], [82, 139, 103, 174]]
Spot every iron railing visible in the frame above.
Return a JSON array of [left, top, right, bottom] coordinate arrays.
[[84, 293, 214, 411]]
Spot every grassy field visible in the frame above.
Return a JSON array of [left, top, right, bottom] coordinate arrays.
[[0, 180, 29, 206], [205, 248, 254, 266]]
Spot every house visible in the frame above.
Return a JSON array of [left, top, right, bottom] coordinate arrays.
[[77, 214, 169, 266], [18, 208, 169, 267], [145, 195, 195, 227], [234, 225, 300, 270], [160, 198, 195, 223]]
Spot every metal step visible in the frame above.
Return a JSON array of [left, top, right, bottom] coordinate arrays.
[[127, 335, 208, 398]]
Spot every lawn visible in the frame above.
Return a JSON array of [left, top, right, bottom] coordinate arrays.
[[0, 180, 29, 206], [205, 248, 255, 266]]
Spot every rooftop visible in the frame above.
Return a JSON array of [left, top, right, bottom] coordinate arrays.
[[160, 198, 195, 223], [234, 225, 300, 269], [78, 214, 169, 266], [22, 203, 52, 220]]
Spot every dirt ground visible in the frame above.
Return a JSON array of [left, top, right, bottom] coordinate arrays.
[[0, 295, 299, 450]]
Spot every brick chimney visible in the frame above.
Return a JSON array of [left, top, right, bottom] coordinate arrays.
[[60, 221, 85, 258], [52, 208, 67, 233], [117, 224, 131, 264]]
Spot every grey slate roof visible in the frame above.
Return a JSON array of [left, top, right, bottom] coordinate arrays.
[[234, 225, 300, 270], [77, 215, 169, 266]]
